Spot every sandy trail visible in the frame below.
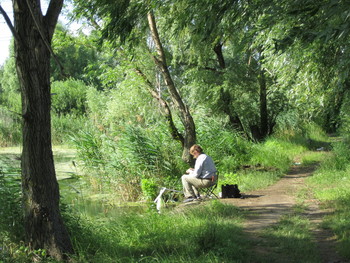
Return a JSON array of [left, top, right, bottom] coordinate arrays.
[[221, 164, 348, 263]]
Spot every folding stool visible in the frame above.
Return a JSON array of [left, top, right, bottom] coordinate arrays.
[[201, 174, 219, 199]]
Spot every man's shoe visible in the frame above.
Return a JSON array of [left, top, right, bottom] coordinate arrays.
[[183, 197, 195, 203]]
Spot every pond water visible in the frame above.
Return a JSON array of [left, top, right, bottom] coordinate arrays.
[[0, 146, 150, 217], [0, 146, 78, 179]]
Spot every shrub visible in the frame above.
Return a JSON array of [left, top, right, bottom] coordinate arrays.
[[51, 79, 88, 116], [249, 139, 293, 172], [194, 109, 251, 173], [319, 137, 350, 171], [219, 172, 241, 188], [141, 177, 159, 201]]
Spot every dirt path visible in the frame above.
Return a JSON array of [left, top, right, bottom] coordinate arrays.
[[221, 163, 349, 263]]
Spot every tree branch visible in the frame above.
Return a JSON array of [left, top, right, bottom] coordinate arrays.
[[134, 68, 185, 145], [25, 0, 66, 77], [0, 4, 21, 42], [45, 0, 64, 37], [213, 42, 226, 69], [147, 12, 166, 64]]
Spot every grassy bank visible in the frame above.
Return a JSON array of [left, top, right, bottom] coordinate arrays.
[[65, 201, 252, 263], [3, 128, 350, 262], [249, 138, 350, 263], [305, 137, 350, 259]]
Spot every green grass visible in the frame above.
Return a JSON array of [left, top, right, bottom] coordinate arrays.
[[304, 138, 350, 259], [65, 200, 252, 263], [322, 205, 350, 259], [299, 151, 329, 166], [218, 170, 282, 193], [4, 125, 350, 262], [249, 138, 307, 172], [258, 214, 320, 263], [308, 168, 350, 259], [217, 136, 310, 194]]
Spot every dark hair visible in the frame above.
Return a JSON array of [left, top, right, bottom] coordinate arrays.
[[190, 144, 203, 154]]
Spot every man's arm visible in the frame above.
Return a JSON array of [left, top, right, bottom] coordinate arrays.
[[186, 168, 194, 174]]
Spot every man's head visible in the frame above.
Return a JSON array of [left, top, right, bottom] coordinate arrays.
[[190, 144, 203, 158]]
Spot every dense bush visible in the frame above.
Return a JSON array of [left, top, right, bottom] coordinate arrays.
[[194, 108, 252, 172], [339, 92, 350, 135], [0, 56, 21, 113], [51, 79, 88, 116], [0, 73, 91, 146]]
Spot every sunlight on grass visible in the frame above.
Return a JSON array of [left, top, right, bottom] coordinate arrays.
[[260, 214, 320, 263], [249, 138, 307, 172], [237, 170, 281, 192], [300, 151, 329, 166], [65, 200, 253, 263], [217, 137, 311, 196], [304, 139, 350, 260], [307, 169, 350, 201]]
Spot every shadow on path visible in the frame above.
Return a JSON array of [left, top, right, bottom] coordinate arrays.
[[221, 162, 349, 263]]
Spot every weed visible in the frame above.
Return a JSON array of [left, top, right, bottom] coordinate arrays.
[[141, 177, 159, 201]]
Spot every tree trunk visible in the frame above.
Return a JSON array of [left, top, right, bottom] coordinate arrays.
[[147, 11, 196, 165], [12, 0, 73, 259], [213, 42, 226, 69], [258, 68, 268, 139], [214, 44, 247, 137], [219, 88, 245, 131], [135, 68, 185, 145]]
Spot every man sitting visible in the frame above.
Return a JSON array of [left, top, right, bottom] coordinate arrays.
[[181, 144, 217, 202]]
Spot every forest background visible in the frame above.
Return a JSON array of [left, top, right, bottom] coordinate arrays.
[[1, 0, 350, 262]]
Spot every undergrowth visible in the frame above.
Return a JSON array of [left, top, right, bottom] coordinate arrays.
[[306, 136, 350, 259], [3, 121, 348, 262], [65, 200, 252, 263]]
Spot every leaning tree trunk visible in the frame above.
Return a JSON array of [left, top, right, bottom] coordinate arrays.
[[147, 12, 196, 165], [258, 68, 268, 140], [12, 0, 73, 260], [135, 68, 185, 145]]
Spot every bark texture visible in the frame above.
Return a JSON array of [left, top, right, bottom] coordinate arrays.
[[12, 0, 73, 259]]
